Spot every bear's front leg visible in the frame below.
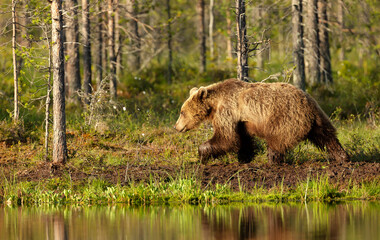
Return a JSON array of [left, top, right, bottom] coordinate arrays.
[[198, 125, 238, 164], [198, 142, 213, 164], [198, 139, 229, 164]]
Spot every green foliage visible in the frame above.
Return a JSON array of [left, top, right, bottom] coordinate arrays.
[[0, 121, 26, 144], [325, 61, 379, 117], [338, 121, 380, 162]]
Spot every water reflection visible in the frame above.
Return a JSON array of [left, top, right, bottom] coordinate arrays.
[[0, 202, 379, 240]]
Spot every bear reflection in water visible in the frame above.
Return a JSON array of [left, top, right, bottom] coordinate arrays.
[[175, 79, 349, 164]]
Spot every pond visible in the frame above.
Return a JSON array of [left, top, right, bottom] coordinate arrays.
[[1, 202, 379, 240]]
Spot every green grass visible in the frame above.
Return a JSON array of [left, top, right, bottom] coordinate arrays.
[[1, 173, 379, 206]]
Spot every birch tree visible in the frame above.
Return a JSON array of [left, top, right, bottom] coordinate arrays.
[[43, 24, 52, 161], [12, 0, 19, 122]]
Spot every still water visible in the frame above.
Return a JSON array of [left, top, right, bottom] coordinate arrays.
[[1, 202, 379, 240]]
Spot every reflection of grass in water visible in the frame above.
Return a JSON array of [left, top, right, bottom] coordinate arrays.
[[2, 202, 379, 240]]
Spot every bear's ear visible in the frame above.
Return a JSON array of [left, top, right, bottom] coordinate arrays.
[[189, 87, 198, 95], [196, 87, 208, 101]]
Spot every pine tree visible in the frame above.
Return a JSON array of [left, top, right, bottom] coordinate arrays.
[[292, 0, 306, 90], [82, 0, 92, 100], [236, 0, 249, 82], [51, 0, 67, 164], [65, 0, 81, 102]]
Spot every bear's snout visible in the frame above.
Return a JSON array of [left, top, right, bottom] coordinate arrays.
[[174, 124, 186, 132], [174, 121, 183, 132], [174, 116, 187, 132]]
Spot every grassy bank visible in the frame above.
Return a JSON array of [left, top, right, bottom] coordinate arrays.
[[1, 173, 379, 206]]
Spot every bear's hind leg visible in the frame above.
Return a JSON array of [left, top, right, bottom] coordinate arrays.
[[237, 138, 256, 163], [267, 147, 285, 164], [325, 137, 350, 162], [308, 125, 349, 162], [237, 122, 256, 163]]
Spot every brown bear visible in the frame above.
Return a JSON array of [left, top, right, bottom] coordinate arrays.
[[174, 78, 349, 164]]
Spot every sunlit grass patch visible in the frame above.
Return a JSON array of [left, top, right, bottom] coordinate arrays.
[[338, 120, 380, 162], [1, 171, 379, 206]]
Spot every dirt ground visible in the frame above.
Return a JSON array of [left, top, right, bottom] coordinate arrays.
[[5, 158, 379, 192], [0, 139, 379, 191]]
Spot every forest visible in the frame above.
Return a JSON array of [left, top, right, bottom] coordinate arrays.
[[0, 0, 379, 204]]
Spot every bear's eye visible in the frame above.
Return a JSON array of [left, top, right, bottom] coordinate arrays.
[[181, 111, 185, 117]]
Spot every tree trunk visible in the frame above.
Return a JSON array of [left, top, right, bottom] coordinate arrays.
[[65, 0, 81, 102], [226, 5, 233, 60], [17, 1, 30, 78], [337, 0, 345, 61], [236, 0, 249, 82], [96, 1, 103, 87], [102, 6, 108, 76], [255, 6, 263, 69], [115, 0, 122, 77], [82, 0, 92, 100], [45, 82, 51, 161], [51, 0, 67, 164], [12, 0, 19, 122], [127, 0, 140, 71], [197, 0, 206, 73], [305, 0, 320, 85], [45, 29, 52, 161], [108, 0, 117, 99], [292, 0, 306, 90], [209, 0, 214, 60], [254, 5, 270, 70], [166, 0, 173, 84], [318, 0, 332, 84]]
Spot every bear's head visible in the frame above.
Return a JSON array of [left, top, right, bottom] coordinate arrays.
[[174, 87, 210, 132]]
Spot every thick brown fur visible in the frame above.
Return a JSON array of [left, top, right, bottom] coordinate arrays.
[[174, 79, 349, 164]]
